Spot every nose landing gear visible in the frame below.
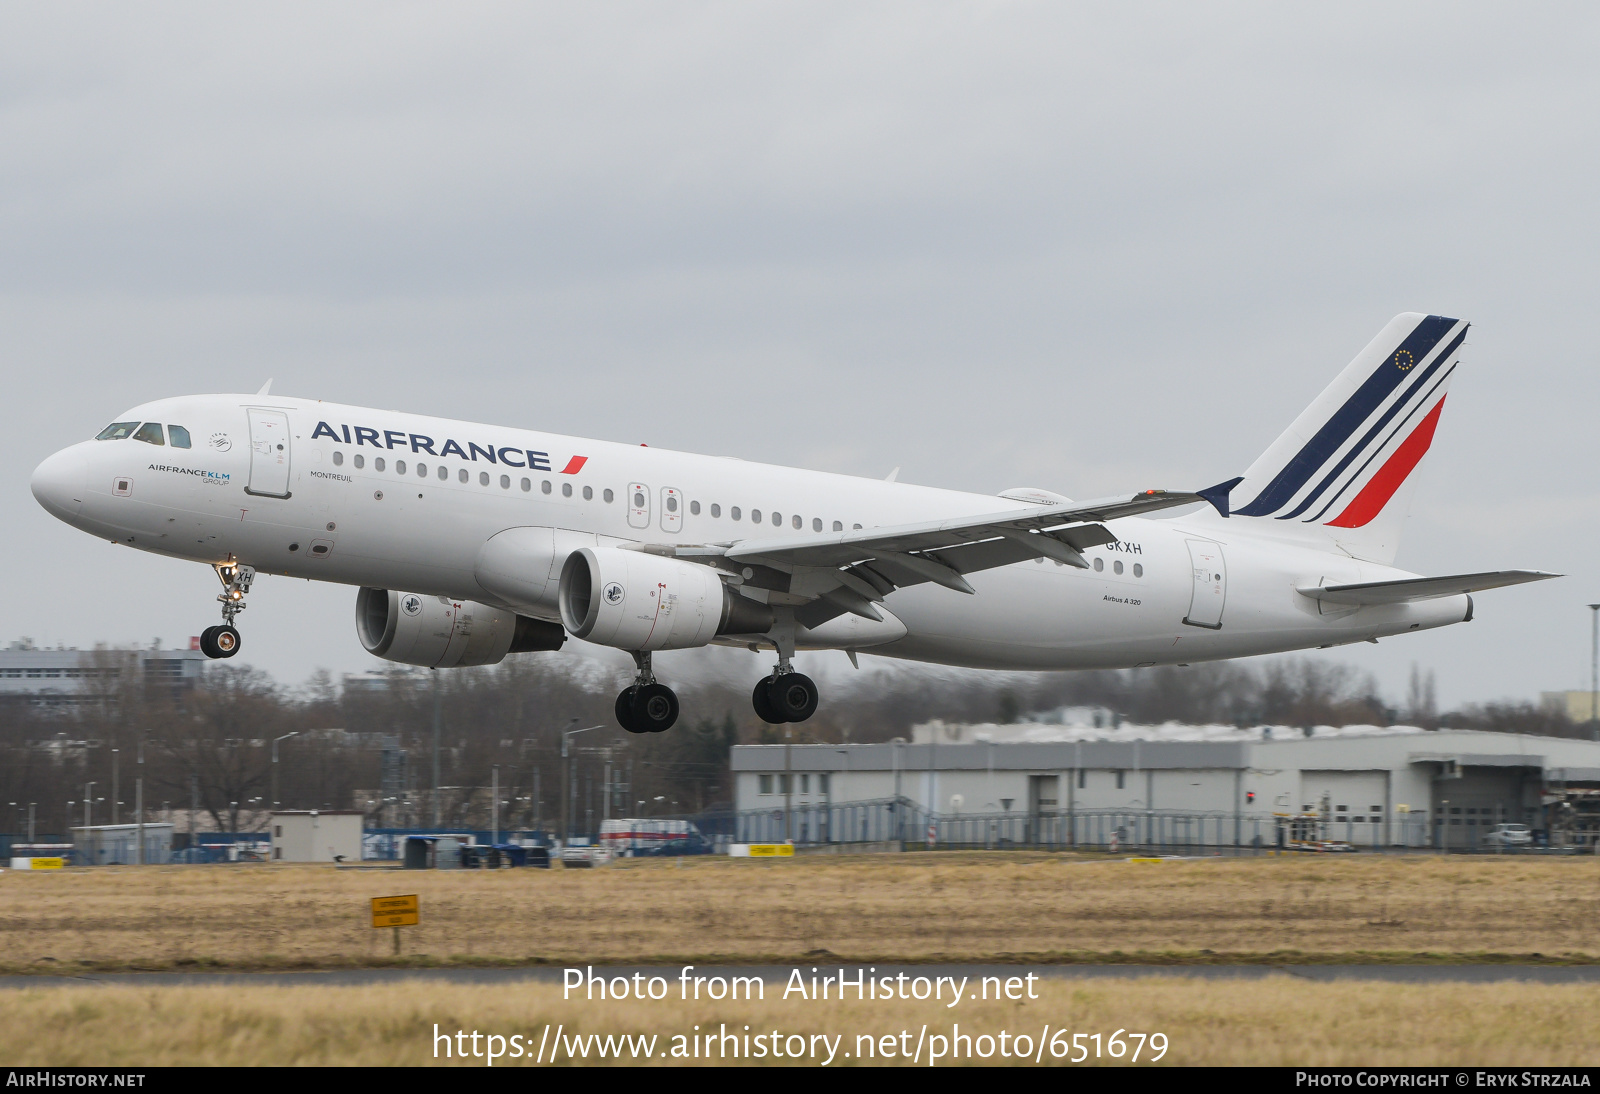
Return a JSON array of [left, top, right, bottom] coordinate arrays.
[[615, 651, 679, 734], [200, 560, 254, 660]]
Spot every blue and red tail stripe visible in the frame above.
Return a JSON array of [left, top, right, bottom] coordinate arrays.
[[1325, 397, 1447, 528], [1233, 314, 1464, 521]]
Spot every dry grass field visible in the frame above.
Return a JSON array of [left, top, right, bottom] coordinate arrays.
[[3, 852, 1600, 971], [3, 976, 1597, 1066]]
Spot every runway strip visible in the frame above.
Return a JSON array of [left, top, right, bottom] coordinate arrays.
[[5, 964, 1600, 989]]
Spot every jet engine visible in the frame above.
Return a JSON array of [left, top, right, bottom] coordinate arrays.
[[558, 547, 773, 651], [356, 587, 565, 668]]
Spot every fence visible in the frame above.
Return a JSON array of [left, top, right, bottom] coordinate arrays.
[[723, 797, 1557, 853]]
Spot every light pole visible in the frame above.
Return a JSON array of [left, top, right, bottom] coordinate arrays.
[[83, 782, 94, 828], [892, 739, 903, 843], [561, 723, 604, 844], [491, 764, 499, 846], [111, 748, 119, 826], [432, 669, 443, 827], [135, 738, 145, 865], [1588, 604, 1600, 741], [271, 732, 299, 810]]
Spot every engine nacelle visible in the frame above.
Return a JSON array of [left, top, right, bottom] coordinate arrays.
[[474, 526, 597, 616], [356, 587, 565, 668], [559, 547, 773, 651]]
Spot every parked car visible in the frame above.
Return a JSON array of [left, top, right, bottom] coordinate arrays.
[[559, 843, 613, 868], [1484, 823, 1532, 848]]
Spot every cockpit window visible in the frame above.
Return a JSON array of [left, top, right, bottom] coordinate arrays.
[[95, 422, 139, 441], [133, 422, 165, 446], [168, 425, 192, 449]]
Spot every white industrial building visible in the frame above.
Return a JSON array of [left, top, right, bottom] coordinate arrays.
[[0, 642, 207, 707], [269, 810, 364, 862], [730, 725, 1600, 849]]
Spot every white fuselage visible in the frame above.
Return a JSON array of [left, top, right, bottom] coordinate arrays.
[[31, 393, 1471, 669]]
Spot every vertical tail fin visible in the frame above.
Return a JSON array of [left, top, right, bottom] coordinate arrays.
[[1225, 312, 1468, 565]]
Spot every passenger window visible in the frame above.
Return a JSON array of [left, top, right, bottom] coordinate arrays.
[[133, 422, 165, 446], [633, 490, 645, 508], [354, 454, 365, 469], [603, 488, 613, 503], [416, 463, 427, 477], [751, 509, 762, 523], [438, 466, 448, 481], [832, 521, 842, 532], [374, 458, 386, 472], [1093, 557, 1103, 572], [563, 483, 573, 497], [731, 507, 741, 521], [500, 474, 510, 489], [772, 512, 782, 526], [522, 478, 532, 492], [1133, 563, 1143, 578], [332, 451, 344, 466], [168, 425, 192, 449], [458, 468, 467, 483], [1114, 560, 1124, 575], [711, 504, 721, 518], [480, 471, 490, 486], [396, 460, 407, 474], [582, 485, 592, 500], [95, 422, 139, 441], [690, 500, 701, 515], [812, 518, 822, 532], [666, 495, 678, 512], [792, 514, 802, 529], [852, 524, 862, 530], [540, 480, 550, 494]]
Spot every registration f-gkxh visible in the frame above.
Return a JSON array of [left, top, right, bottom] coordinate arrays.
[[31, 314, 1556, 732]]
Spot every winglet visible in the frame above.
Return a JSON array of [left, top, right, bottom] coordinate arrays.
[[1197, 477, 1244, 518], [256, 379, 274, 396]]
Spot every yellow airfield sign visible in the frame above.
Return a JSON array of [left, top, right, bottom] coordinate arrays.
[[370, 894, 419, 928], [747, 844, 794, 857]]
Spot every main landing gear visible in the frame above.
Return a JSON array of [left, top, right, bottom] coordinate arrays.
[[615, 650, 680, 734], [752, 671, 819, 724], [199, 560, 254, 660], [750, 621, 818, 724]]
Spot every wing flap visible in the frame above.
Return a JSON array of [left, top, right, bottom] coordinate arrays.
[[1298, 570, 1560, 606]]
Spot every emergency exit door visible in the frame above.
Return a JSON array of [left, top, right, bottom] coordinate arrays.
[[1183, 540, 1227, 629], [245, 409, 292, 498], [627, 483, 650, 529]]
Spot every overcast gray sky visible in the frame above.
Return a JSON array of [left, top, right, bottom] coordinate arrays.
[[3, 2, 1597, 708]]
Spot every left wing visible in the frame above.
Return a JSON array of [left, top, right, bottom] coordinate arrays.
[[647, 483, 1235, 629]]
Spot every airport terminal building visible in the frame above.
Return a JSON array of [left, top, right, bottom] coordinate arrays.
[[730, 724, 1600, 850]]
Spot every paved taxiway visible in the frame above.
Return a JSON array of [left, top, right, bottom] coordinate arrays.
[[6, 965, 1600, 989]]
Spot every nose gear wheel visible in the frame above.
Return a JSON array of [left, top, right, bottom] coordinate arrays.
[[199, 625, 241, 659]]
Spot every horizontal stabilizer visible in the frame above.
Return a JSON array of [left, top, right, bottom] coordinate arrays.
[[1297, 570, 1560, 606]]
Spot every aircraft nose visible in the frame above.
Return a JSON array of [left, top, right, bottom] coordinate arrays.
[[31, 446, 87, 521]]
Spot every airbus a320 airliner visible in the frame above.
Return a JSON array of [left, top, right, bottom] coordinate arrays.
[[31, 314, 1556, 733]]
